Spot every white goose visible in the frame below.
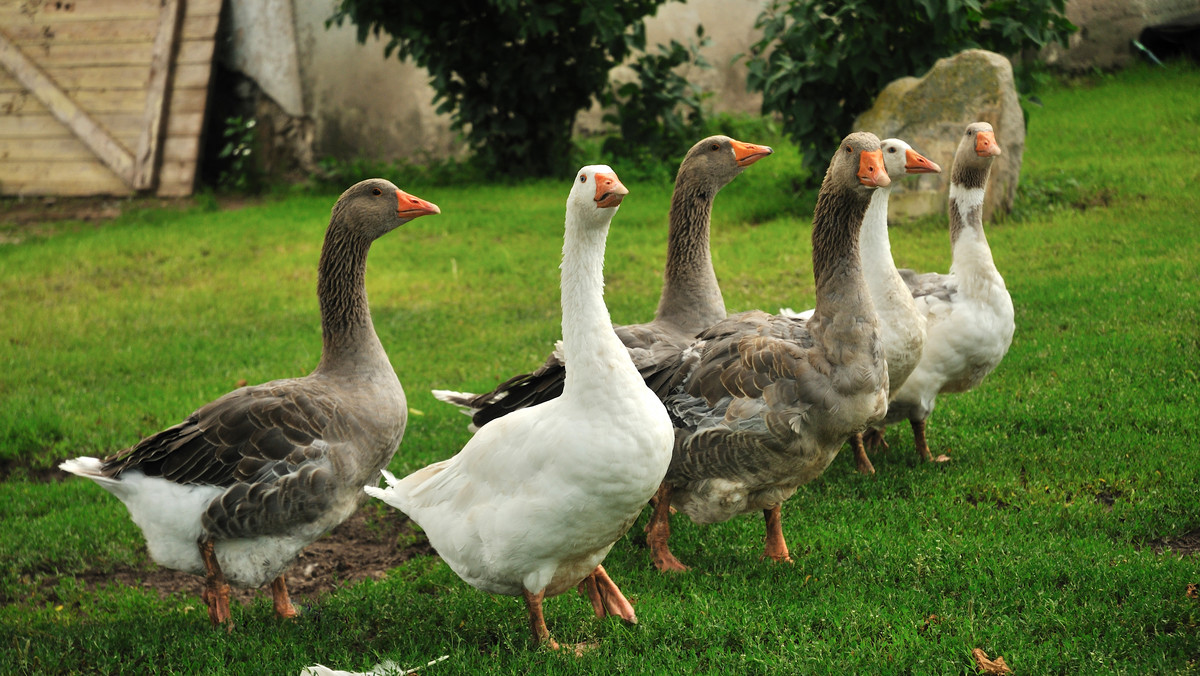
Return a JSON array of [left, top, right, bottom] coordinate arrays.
[[432, 136, 772, 428], [644, 133, 891, 572], [367, 166, 673, 649], [882, 122, 1015, 462], [60, 179, 439, 628], [781, 138, 941, 474]]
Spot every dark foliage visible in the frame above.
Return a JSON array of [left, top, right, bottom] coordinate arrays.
[[744, 0, 1076, 174], [329, 0, 672, 179], [602, 26, 712, 171]]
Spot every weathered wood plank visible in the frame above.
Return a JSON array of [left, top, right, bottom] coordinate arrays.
[[0, 159, 132, 196], [0, 63, 212, 91], [0, 0, 158, 21], [157, 159, 199, 197], [0, 27, 134, 185], [0, 135, 200, 163], [133, 0, 182, 189], [0, 0, 220, 196], [0, 15, 219, 42], [0, 111, 205, 140], [0, 87, 210, 116], [0, 39, 213, 66], [0, 0, 222, 21]]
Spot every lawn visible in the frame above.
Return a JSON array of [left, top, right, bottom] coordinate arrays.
[[1, 61, 1198, 674]]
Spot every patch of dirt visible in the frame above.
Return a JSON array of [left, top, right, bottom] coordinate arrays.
[[45, 506, 433, 607], [0, 459, 71, 483], [1094, 488, 1123, 511], [1148, 528, 1200, 556]]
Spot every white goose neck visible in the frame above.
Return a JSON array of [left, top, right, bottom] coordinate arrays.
[[559, 217, 637, 397], [860, 185, 899, 281], [948, 183, 1003, 291]]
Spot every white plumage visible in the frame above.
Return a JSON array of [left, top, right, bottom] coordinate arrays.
[[883, 122, 1015, 461], [368, 165, 673, 649]]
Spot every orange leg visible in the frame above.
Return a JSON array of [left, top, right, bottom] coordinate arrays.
[[522, 588, 559, 650], [270, 575, 299, 619], [578, 564, 637, 624], [761, 504, 794, 564], [911, 418, 932, 462], [199, 540, 233, 631], [850, 433, 876, 475], [862, 426, 889, 452], [644, 483, 689, 573]]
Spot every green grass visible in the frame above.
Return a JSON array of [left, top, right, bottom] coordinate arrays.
[[2, 61, 1199, 674]]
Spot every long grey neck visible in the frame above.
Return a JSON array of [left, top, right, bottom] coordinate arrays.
[[809, 185, 876, 335], [560, 217, 634, 397], [314, 224, 386, 375], [654, 181, 726, 334]]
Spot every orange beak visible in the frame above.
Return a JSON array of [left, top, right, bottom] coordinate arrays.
[[975, 130, 1002, 157], [904, 148, 941, 174], [857, 149, 890, 188], [395, 189, 440, 219], [730, 139, 774, 168], [594, 172, 629, 208]]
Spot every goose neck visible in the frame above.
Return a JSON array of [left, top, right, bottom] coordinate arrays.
[[859, 186, 896, 272], [655, 183, 725, 333], [559, 220, 633, 396], [810, 186, 873, 310], [948, 181, 1001, 283], [315, 225, 386, 374]]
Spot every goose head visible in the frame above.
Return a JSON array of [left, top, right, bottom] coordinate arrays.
[[825, 131, 890, 192], [881, 138, 941, 180], [569, 165, 629, 229], [951, 123, 1002, 189], [332, 178, 440, 240], [677, 136, 773, 192]]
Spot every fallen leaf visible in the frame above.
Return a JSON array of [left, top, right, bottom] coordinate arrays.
[[934, 454, 952, 463], [972, 648, 1012, 675], [1187, 583, 1198, 600]]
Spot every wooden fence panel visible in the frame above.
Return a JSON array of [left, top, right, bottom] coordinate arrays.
[[0, 0, 222, 196]]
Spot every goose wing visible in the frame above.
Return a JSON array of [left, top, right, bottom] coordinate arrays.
[[101, 379, 344, 538]]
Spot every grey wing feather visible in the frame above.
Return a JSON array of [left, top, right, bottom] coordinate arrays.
[[458, 319, 693, 427], [663, 311, 823, 484], [898, 268, 956, 303], [101, 380, 341, 538]]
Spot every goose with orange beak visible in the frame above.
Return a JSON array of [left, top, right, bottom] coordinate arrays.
[[641, 132, 893, 572], [877, 122, 1015, 464]]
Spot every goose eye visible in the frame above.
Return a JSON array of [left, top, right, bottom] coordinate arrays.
[[710, 143, 719, 151], [844, 146, 851, 154], [372, 187, 382, 196], [578, 175, 586, 183], [888, 147, 896, 153]]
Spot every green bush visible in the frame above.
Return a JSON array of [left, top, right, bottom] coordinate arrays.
[[601, 26, 712, 174], [744, 0, 1076, 175], [328, 0, 673, 179]]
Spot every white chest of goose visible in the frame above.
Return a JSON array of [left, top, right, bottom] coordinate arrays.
[[60, 179, 439, 628], [367, 166, 674, 649]]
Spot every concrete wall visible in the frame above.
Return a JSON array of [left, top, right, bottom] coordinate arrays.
[[1044, 0, 1200, 70]]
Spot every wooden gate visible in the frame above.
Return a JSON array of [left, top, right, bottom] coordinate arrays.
[[0, 0, 222, 197]]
